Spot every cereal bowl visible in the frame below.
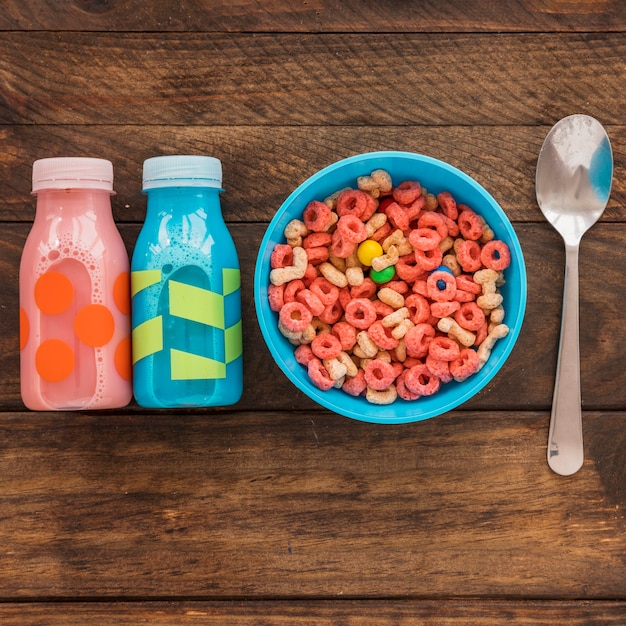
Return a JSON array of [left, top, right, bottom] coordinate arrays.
[[254, 151, 526, 424]]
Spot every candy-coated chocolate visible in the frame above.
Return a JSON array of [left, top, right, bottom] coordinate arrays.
[[370, 265, 396, 284], [357, 239, 383, 266]]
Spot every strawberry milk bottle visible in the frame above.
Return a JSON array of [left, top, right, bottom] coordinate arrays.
[[131, 155, 243, 408], [19, 157, 132, 410]]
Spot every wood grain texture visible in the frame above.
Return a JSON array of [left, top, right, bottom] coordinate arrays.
[[0, 411, 623, 598], [1, 125, 625, 224], [1, 0, 624, 33], [1, 33, 625, 126]]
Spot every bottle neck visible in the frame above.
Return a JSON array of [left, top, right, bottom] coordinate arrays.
[[144, 186, 222, 215], [34, 189, 114, 220]]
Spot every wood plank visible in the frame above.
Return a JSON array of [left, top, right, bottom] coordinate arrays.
[[1, 0, 625, 33], [0, 600, 625, 624], [1, 33, 625, 126], [3, 222, 626, 412], [0, 410, 623, 598], [2, 125, 625, 224]]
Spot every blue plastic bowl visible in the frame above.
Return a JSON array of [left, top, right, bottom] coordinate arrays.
[[254, 152, 526, 423]]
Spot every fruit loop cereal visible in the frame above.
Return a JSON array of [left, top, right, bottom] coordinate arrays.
[[267, 169, 512, 405]]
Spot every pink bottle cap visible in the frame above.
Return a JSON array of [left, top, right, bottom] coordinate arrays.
[[32, 157, 114, 193]]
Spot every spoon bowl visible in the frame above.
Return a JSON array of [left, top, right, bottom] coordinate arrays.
[[536, 114, 613, 476]]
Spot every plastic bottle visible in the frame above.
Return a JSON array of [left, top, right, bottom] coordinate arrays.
[[131, 155, 243, 408], [19, 157, 133, 410]]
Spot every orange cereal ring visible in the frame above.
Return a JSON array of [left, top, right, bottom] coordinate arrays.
[[279, 301, 313, 332], [270, 244, 294, 269], [319, 300, 344, 325], [456, 274, 482, 295], [338, 286, 352, 310], [480, 240, 511, 271], [345, 297, 377, 330], [367, 320, 399, 350], [404, 322, 435, 359], [437, 191, 458, 220], [386, 202, 410, 231], [394, 254, 424, 284], [294, 343, 315, 366], [427, 270, 457, 302], [405, 293, 431, 324], [337, 214, 368, 244], [411, 279, 428, 297], [303, 232, 332, 248], [310, 277, 339, 306], [474, 320, 489, 346], [456, 239, 482, 273], [337, 189, 370, 219], [350, 278, 377, 299], [303, 263, 318, 286], [303, 200, 332, 232], [408, 227, 442, 251], [372, 300, 394, 320], [307, 357, 336, 391], [428, 335, 461, 361], [267, 283, 285, 312], [418, 211, 448, 240], [332, 321, 357, 351], [415, 247, 443, 272], [296, 289, 325, 317], [364, 358, 397, 391], [393, 180, 422, 205], [371, 222, 392, 243], [454, 302, 486, 331], [342, 368, 367, 396], [441, 214, 460, 237], [330, 229, 356, 258], [311, 332, 342, 360], [425, 354, 453, 383], [283, 279, 305, 302], [450, 348, 480, 382], [396, 370, 420, 400], [305, 246, 329, 265], [386, 280, 410, 295], [404, 363, 441, 397], [430, 301, 460, 318], [458, 209, 484, 240]]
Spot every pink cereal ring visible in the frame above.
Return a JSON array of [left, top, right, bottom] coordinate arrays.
[[441, 214, 459, 237], [456, 274, 482, 295], [428, 335, 461, 362], [418, 211, 448, 240], [350, 278, 377, 299], [270, 244, 293, 269], [307, 357, 336, 390], [415, 246, 443, 272], [279, 301, 313, 332], [430, 301, 460, 318], [305, 246, 329, 265], [332, 321, 357, 351], [405, 293, 431, 324], [454, 302, 486, 331], [310, 277, 339, 306], [408, 227, 442, 251], [296, 289, 325, 317], [337, 214, 368, 244], [404, 323, 435, 358], [481, 240, 511, 271], [456, 239, 482, 273], [437, 191, 458, 220], [395, 370, 421, 400], [267, 283, 285, 312], [458, 209, 484, 240], [303, 263, 317, 286], [425, 354, 453, 383], [294, 344, 314, 366], [303, 200, 332, 232], [319, 300, 344, 324], [364, 358, 397, 391], [372, 300, 394, 320], [387, 280, 410, 295], [396, 253, 426, 283], [303, 232, 332, 248], [450, 348, 480, 382], [337, 189, 369, 219], [393, 180, 422, 205], [345, 297, 378, 330], [404, 363, 441, 397], [283, 279, 306, 302], [367, 320, 399, 350], [371, 222, 392, 243], [475, 320, 489, 346], [342, 368, 367, 396], [386, 202, 410, 231], [331, 229, 356, 258], [427, 270, 457, 302], [311, 332, 342, 360]]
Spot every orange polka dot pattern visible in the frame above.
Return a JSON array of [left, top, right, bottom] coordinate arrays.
[[21, 270, 131, 383]]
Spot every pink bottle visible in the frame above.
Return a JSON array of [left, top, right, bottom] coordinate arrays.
[[19, 157, 132, 410]]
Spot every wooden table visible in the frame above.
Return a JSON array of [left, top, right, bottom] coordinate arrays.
[[1, 1, 624, 623]]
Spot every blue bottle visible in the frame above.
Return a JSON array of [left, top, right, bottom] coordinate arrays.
[[131, 156, 243, 407]]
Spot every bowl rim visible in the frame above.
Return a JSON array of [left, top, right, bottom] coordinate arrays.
[[254, 150, 527, 423]]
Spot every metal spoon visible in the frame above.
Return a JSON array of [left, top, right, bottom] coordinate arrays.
[[536, 114, 613, 476]]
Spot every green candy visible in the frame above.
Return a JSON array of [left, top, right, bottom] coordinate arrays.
[[370, 266, 396, 284]]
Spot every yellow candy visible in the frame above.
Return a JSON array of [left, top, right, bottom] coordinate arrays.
[[357, 239, 383, 266]]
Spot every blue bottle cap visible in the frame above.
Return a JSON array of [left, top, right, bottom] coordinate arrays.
[[142, 155, 222, 190]]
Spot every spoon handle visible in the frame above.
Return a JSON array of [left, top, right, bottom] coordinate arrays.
[[548, 242, 584, 476]]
